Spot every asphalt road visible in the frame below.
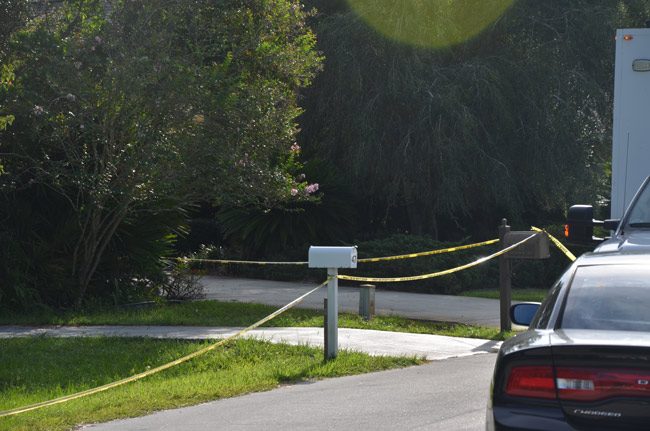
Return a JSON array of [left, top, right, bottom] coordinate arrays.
[[201, 276, 505, 327], [85, 354, 496, 431]]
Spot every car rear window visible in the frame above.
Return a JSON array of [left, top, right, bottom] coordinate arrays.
[[561, 264, 650, 331], [627, 183, 650, 228]]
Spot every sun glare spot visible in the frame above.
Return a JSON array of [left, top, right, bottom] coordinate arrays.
[[346, 0, 515, 48]]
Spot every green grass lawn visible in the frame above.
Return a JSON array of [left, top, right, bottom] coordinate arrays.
[[0, 300, 511, 340], [460, 288, 548, 302], [0, 337, 422, 431]]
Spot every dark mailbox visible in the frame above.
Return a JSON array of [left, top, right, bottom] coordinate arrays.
[[503, 231, 550, 260]]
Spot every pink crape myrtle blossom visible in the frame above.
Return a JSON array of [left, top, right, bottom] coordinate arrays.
[[290, 188, 299, 196], [305, 183, 319, 194], [290, 142, 301, 153]]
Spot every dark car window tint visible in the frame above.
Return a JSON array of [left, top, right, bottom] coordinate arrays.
[[627, 183, 650, 227], [561, 265, 650, 331], [531, 277, 564, 329]]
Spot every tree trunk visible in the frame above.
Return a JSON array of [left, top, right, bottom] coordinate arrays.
[[72, 201, 130, 306], [406, 202, 425, 235]]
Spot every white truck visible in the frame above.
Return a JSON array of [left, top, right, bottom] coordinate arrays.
[[611, 28, 650, 219], [567, 27, 650, 244]]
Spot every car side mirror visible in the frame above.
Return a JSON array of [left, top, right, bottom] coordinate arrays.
[[566, 205, 595, 242], [510, 303, 541, 326]]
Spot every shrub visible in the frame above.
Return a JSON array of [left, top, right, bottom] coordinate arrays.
[[205, 229, 587, 295], [345, 234, 498, 294], [161, 261, 205, 301], [217, 160, 359, 258]]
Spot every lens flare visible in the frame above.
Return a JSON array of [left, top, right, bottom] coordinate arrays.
[[346, 0, 515, 48]]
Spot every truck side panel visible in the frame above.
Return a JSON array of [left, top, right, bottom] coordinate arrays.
[[611, 29, 650, 219]]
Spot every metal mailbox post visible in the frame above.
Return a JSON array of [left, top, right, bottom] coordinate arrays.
[[308, 246, 357, 359]]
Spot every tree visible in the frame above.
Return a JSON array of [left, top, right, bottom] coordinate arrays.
[[0, 0, 29, 134], [300, 0, 650, 239], [0, 0, 321, 307]]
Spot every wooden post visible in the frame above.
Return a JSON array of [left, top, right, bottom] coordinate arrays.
[[359, 284, 375, 320], [498, 219, 512, 332]]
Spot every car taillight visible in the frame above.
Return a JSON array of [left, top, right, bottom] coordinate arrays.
[[556, 368, 650, 402], [506, 366, 650, 401], [505, 366, 556, 399]]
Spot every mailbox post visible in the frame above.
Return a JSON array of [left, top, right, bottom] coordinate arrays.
[[308, 246, 357, 359], [499, 221, 550, 331]]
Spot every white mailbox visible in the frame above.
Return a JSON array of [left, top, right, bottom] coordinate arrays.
[[308, 246, 357, 269]]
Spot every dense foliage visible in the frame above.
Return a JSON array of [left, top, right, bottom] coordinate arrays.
[[197, 230, 587, 292], [0, 0, 320, 308], [299, 0, 650, 239], [4, 0, 650, 309]]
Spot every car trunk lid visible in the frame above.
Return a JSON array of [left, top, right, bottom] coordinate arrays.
[[550, 330, 650, 430]]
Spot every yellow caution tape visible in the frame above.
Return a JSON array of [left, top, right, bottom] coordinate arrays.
[[0, 278, 331, 419], [357, 239, 499, 263], [531, 226, 576, 262], [179, 257, 308, 265], [181, 239, 499, 266], [338, 234, 538, 283]]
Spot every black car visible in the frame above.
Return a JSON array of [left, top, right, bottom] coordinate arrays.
[[486, 252, 650, 430]]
